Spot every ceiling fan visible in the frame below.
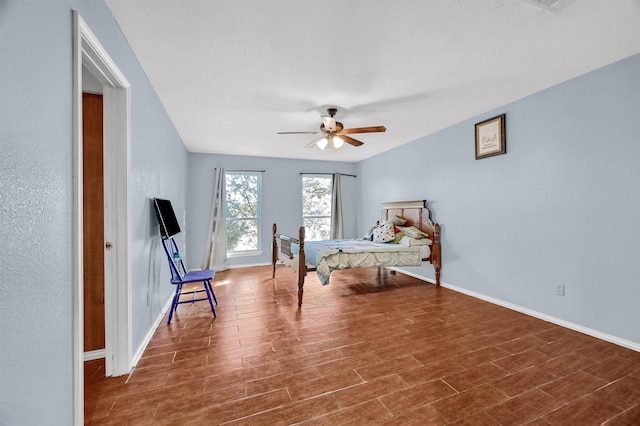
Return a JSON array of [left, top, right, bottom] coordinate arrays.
[[278, 108, 386, 150]]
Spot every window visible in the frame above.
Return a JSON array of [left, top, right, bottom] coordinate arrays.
[[225, 171, 262, 255], [302, 174, 332, 241]]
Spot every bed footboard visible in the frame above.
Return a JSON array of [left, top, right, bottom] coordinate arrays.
[[272, 224, 278, 279], [272, 224, 307, 307]]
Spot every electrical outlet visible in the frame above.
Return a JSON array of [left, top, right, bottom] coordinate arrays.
[[147, 292, 151, 305], [556, 284, 565, 296]]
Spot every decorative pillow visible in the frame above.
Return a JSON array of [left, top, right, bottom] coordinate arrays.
[[372, 222, 395, 243], [398, 225, 431, 240], [392, 227, 404, 244], [363, 224, 377, 240], [385, 215, 407, 226]]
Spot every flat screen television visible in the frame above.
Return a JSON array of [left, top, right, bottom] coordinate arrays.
[[153, 198, 181, 239]]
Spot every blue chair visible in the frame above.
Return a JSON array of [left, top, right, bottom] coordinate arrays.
[[161, 237, 217, 324]]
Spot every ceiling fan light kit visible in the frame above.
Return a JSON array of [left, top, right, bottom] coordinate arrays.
[[315, 135, 344, 150], [278, 108, 386, 151], [316, 138, 328, 150]]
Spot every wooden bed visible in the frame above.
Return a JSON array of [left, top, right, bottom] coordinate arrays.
[[272, 200, 441, 306]]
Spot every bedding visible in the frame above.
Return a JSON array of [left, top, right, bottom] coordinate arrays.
[[397, 235, 432, 259], [397, 225, 431, 240], [272, 200, 442, 306], [385, 215, 408, 226], [372, 222, 396, 243], [303, 239, 422, 285]]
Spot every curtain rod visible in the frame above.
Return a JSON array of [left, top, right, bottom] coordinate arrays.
[[226, 169, 265, 173], [300, 172, 357, 178]]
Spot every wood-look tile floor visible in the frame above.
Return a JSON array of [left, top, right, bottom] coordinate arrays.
[[85, 266, 640, 425]]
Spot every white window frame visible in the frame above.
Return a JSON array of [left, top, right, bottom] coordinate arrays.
[[225, 170, 263, 257], [301, 174, 333, 241]]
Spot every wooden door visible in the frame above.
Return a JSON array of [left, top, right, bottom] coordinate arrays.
[[83, 93, 105, 353]]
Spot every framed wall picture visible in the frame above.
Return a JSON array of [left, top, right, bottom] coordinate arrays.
[[475, 114, 506, 159]]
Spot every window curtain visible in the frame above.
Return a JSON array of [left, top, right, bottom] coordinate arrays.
[[330, 172, 343, 239], [202, 168, 228, 271]]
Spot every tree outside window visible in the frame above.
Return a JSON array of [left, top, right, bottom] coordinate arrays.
[[302, 174, 332, 241], [225, 171, 261, 253]]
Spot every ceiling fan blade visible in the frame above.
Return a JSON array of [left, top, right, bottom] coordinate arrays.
[[341, 135, 364, 147], [321, 115, 337, 131], [339, 126, 386, 134], [278, 131, 323, 135]]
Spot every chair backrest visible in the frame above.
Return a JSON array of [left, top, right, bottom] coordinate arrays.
[[161, 237, 186, 282]]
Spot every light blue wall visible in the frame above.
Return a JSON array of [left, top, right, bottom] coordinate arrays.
[[186, 154, 358, 269], [1, 0, 638, 422], [357, 53, 640, 346], [0, 1, 188, 424]]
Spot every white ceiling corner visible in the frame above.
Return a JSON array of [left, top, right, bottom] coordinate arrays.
[[106, 0, 640, 163]]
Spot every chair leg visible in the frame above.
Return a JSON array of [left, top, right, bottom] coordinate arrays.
[[208, 281, 218, 305], [167, 283, 183, 324], [204, 280, 217, 318]]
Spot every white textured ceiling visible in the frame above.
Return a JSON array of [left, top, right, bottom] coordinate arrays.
[[106, 0, 640, 163]]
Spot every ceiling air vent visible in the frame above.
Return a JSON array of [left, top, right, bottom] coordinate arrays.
[[522, 0, 576, 11]]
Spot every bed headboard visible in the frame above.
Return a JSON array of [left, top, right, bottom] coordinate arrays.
[[381, 200, 436, 239]]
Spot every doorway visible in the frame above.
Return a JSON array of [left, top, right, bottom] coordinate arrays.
[[73, 11, 132, 425]]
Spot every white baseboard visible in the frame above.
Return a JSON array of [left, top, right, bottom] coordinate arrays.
[[132, 267, 639, 371], [391, 268, 640, 353], [129, 264, 265, 369], [131, 294, 173, 368], [190, 262, 271, 271], [389, 267, 437, 285], [83, 349, 105, 361], [228, 261, 272, 269]]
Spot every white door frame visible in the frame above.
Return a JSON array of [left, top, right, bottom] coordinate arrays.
[[73, 11, 132, 425]]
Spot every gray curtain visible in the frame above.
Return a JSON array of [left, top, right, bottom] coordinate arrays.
[[202, 168, 228, 271], [330, 173, 343, 239]]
